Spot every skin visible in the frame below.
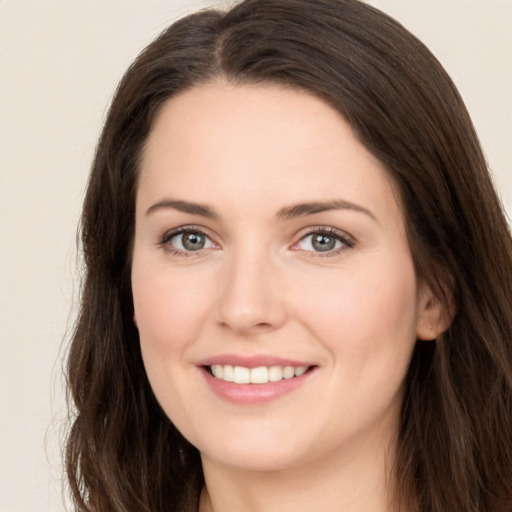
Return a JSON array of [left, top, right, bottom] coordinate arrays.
[[131, 81, 444, 512]]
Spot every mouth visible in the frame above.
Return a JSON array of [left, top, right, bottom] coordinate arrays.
[[199, 357, 317, 404], [204, 364, 315, 384]]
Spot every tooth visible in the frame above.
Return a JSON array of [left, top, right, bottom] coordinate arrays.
[[268, 366, 283, 382], [233, 366, 250, 384], [223, 365, 234, 382], [250, 366, 269, 384], [211, 365, 223, 379], [294, 366, 308, 377], [211, 364, 308, 383], [283, 366, 295, 379]]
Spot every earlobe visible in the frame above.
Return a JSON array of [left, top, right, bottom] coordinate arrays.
[[416, 282, 456, 341]]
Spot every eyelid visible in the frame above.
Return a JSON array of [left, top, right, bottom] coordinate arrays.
[[157, 224, 354, 256], [290, 226, 355, 255], [158, 225, 219, 255]]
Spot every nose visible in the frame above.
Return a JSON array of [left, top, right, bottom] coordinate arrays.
[[214, 246, 287, 335]]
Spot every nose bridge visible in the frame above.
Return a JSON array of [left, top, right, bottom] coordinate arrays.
[[215, 238, 286, 334]]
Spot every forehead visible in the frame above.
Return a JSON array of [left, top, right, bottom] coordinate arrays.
[[138, 81, 402, 224]]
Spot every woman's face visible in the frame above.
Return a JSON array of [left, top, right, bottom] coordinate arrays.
[[131, 82, 436, 472]]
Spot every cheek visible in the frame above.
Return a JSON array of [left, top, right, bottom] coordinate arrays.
[[292, 251, 419, 366], [132, 262, 212, 346], [131, 260, 218, 402], [290, 254, 419, 433], [131, 261, 216, 430]]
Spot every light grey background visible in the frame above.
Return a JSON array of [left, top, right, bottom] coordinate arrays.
[[1, 1, 510, 510]]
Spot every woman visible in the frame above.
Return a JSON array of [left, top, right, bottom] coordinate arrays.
[[65, 0, 512, 511]]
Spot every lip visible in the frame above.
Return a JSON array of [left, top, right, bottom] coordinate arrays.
[[197, 353, 313, 368], [197, 354, 317, 405]]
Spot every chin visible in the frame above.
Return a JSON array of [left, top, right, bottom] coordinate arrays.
[[192, 426, 312, 473], [201, 445, 305, 473]]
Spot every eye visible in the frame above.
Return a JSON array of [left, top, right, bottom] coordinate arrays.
[[161, 228, 215, 253], [294, 228, 353, 254]]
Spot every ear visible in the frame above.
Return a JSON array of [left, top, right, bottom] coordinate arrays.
[[416, 281, 456, 341]]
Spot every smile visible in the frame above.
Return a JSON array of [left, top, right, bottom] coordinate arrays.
[[199, 355, 317, 404], [209, 365, 310, 384]]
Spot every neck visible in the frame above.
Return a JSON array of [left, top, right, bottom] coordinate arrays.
[[199, 433, 397, 512]]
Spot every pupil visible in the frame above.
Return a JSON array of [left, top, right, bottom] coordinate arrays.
[[183, 232, 205, 250], [312, 234, 335, 252]]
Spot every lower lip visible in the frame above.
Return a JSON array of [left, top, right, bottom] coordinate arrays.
[[201, 368, 315, 405]]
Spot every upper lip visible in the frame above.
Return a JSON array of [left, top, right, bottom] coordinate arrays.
[[197, 354, 314, 368]]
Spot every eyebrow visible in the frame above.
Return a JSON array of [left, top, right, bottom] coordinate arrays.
[[276, 199, 377, 222], [146, 199, 219, 219], [145, 198, 376, 222]]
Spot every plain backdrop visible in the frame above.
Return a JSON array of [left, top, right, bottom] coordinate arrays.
[[0, 1, 510, 510]]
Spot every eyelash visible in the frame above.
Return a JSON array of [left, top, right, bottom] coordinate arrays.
[[158, 226, 215, 256], [158, 225, 355, 257], [292, 227, 355, 257]]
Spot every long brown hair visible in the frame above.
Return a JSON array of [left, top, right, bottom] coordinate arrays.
[[66, 1, 512, 510]]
